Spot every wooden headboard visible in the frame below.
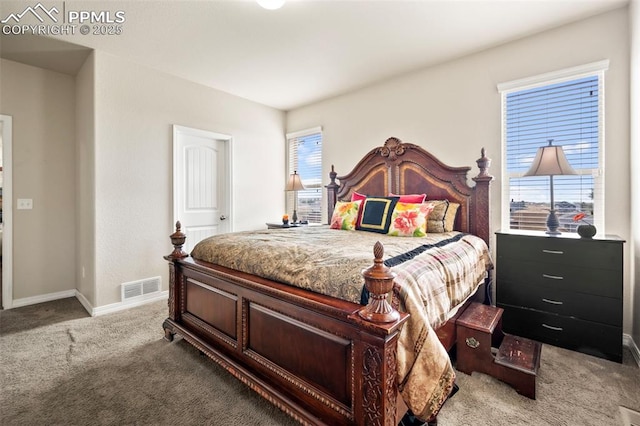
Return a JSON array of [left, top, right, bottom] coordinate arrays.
[[326, 137, 493, 246]]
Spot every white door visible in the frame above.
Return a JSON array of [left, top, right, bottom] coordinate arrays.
[[173, 125, 231, 253]]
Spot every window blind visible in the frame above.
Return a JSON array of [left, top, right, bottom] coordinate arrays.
[[501, 66, 605, 233], [286, 128, 323, 224]]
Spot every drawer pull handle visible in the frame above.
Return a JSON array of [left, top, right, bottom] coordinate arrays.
[[542, 249, 564, 255], [542, 274, 564, 280], [542, 298, 564, 305], [465, 337, 480, 349], [542, 323, 563, 332]]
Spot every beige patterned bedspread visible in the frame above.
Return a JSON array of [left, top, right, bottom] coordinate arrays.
[[191, 225, 493, 420]]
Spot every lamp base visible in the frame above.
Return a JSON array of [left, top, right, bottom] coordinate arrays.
[[545, 209, 561, 235], [292, 209, 298, 224]]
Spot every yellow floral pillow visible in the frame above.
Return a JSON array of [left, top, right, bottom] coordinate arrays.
[[387, 203, 434, 237], [330, 200, 362, 230]]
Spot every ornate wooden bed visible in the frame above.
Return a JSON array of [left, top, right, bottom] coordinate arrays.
[[163, 137, 493, 425]]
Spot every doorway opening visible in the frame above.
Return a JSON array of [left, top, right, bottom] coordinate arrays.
[[1, 114, 13, 309]]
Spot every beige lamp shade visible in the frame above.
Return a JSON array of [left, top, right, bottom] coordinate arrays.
[[285, 171, 305, 191], [523, 140, 577, 177]]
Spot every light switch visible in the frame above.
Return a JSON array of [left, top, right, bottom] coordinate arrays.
[[17, 198, 33, 210]]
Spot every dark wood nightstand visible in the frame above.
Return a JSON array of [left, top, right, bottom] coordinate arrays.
[[266, 222, 303, 229], [496, 229, 624, 362]]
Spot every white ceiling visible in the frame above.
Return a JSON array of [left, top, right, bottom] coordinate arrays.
[[0, 0, 629, 110]]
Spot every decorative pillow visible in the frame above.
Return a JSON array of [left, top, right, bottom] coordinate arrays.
[[357, 196, 399, 234], [425, 200, 460, 233], [388, 202, 434, 237], [351, 191, 368, 227], [351, 191, 367, 202], [330, 200, 362, 230], [388, 193, 427, 204]]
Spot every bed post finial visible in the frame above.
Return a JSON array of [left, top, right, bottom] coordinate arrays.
[[359, 242, 400, 323], [167, 221, 188, 259], [472, 148, 493, 247], [326, 165, 339, 225], [329, 164, 337, 182], [475, 147, 492, 179]]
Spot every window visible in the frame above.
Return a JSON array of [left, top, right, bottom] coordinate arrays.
[[499, 61, 608, 233], [286, 127, 322, 224]]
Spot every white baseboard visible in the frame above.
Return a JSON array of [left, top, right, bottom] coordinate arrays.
[[8, 289, 168, 318], [619, 406, 640, 426], [89, 291, 168, 317], [74, 290, 94, 316], [623, 333, 640, 368], [11, 289, 77, 308]]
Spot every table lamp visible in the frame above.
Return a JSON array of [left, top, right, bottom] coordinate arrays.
[[285, 171, 305, 223], [523, 139, 577, 235]]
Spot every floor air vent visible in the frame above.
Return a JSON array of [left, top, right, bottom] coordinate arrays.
[[121, 276, 161, 302]]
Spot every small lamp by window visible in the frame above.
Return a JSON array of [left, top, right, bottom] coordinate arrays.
[[285, 171, 305, 223], [523, 139, 577, 235]]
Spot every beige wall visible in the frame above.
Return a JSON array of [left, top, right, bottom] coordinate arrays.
[[0, 59, 77, 300], [630, 0, 640, 348], [91, 51, 285, 307], [287, 9, 634, 334], [75, 52, 96, 306], [1, 49, 285, 309]]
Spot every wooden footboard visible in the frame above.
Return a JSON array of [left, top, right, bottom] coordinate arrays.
[[163, 223, 409, 425]]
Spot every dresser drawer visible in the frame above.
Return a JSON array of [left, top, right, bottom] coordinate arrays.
[[500, 306, 622, 363], [497, 282, 621, 325], [497, 233, 622, 270], [497, 258, 622, 299]]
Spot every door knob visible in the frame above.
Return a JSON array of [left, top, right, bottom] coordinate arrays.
[[220, 215, 227, 221]]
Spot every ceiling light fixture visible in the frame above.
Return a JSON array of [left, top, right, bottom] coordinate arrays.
[[256, 0, 285, 10]]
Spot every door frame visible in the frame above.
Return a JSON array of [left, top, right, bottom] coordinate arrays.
[[172, 125, 233, 237], [1, 115, 13, 309]]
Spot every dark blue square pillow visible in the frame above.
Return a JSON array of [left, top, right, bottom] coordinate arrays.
[[356, 196, 399, 234]]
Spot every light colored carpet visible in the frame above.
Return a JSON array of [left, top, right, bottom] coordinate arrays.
[[441, 344, 640, 425], [0, 298, 638, 425], [0, 298, 297, 426]]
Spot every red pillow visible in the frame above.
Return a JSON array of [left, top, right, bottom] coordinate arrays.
[[351, 192, 367, 226], [351, 191, 367, 202], [388, 193, 426, 204]]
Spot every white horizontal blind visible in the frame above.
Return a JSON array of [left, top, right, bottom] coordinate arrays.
[[286, 128, 322, 224], [501, 66, 605, 233]]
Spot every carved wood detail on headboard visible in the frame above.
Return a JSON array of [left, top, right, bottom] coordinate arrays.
[[326, 137, 493, 246]]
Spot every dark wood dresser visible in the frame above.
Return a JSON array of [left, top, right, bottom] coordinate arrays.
[[496, 230, 624, 363]]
